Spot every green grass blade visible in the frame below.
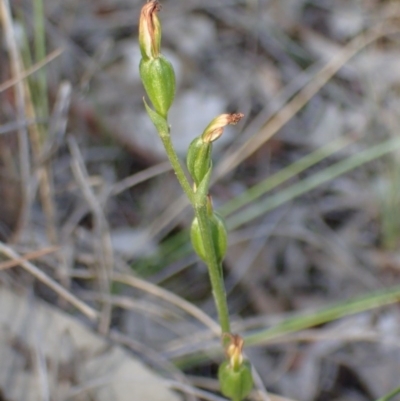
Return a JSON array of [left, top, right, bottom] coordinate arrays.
[[245, 285, 400, 346], [173, 285, 400, 368], [376, 386, 400, 401], [227, 136, 400, 230], [220, 137, 351, 217]]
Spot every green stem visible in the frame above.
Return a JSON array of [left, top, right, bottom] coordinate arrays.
[[195, 202, 231, 335], [158, 130, 195, 205], [158, 127, 231, 335]]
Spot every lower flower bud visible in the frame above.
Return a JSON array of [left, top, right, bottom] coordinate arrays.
[[190, 213, 227, 264], [218, 360, 253, 401]]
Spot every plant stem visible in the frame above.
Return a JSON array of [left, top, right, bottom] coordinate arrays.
[[158, 128, 231, 335], [158, 129, 195, 205], [195, 202, 231, 335]]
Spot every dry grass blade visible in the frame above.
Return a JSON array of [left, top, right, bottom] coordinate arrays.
[[110, 161, 172, 196], [113, 272, 220, 335], [71, 269, 219, 334], [0, 246, 58, 270], [0, 48, 63, 94], [0, 241, 98, 321]]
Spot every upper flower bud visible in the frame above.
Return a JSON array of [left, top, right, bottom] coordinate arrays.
[[202, 113, 244, 143], [139, 1, 175, 118], [139, 1, 162, 60]]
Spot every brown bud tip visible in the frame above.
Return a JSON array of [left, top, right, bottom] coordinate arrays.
[[228, 113, 244, 125]]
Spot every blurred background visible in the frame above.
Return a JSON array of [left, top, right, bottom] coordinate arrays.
[[1, 0, 400, 400]]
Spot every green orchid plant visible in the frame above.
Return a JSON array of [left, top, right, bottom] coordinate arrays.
[[138, 2, 253, 400]]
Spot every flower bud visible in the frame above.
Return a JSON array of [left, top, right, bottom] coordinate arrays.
[[139, 56, 175, 119], [190, 211, 227, 265], [218, 334, 253, 400], [218, 360, 253, 400], [139, 1, 175, 118], [187, 113, 244, 188], [186, 137, 212, 188], [138, 1, 161, 60]]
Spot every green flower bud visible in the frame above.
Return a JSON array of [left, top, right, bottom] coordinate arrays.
[[186, 137, 212, 188], [186, 113, 244, 188], [139, 56, 175, 119], [190, 211, 227, 264], [218, 360, 253, 401], [219, 334, 253, 401]]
